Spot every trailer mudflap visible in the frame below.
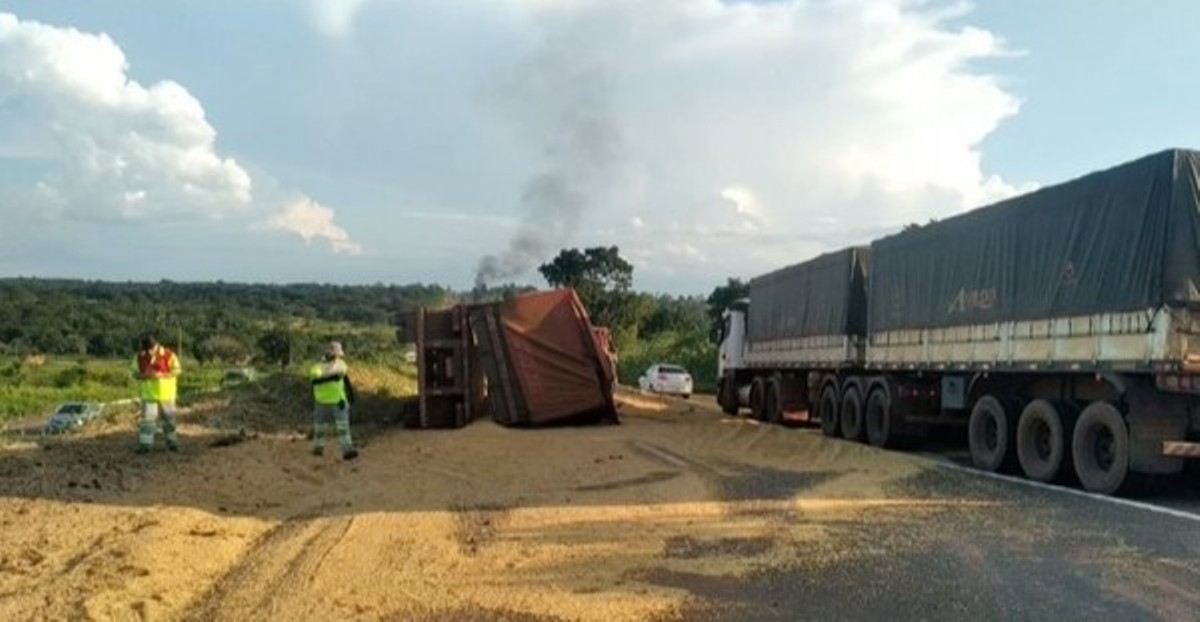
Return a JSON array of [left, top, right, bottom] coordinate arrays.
[[1127, 387, 1189, 474]]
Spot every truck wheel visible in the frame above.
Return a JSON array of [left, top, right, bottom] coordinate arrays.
[[819, 384, 840, 437], [750, 377, 766, 421], [968, 395, 1015, 472], [865, 388, 896, 448], [840, 386, 865, 441], [1017, 399, 1073, 482], [764, 378, 786, 424], [1072, 401, 1130, 495], [718, 379, 739, 416]]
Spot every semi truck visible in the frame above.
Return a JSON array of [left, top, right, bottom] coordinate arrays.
[[716, 149, 1200, 494]]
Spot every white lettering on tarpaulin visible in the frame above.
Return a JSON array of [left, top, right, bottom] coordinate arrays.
[[948, 288, 998, 315]]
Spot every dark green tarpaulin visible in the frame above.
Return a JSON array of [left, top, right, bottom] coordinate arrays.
[[748, 247, 869, 341], [869, 149, 1200, 332]]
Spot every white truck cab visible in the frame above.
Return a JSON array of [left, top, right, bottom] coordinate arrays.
[[718, 299, 749, 378]]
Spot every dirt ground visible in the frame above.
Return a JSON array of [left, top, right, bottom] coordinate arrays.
[[0, 389, 1195, 621]]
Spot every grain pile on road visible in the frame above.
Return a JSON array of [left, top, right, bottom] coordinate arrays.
[[1, 387, 1196, 621]]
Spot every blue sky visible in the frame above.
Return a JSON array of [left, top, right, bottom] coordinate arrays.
[[1, 1, 1198, 294]]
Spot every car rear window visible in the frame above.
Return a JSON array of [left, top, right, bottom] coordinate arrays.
[[659, 366, 687, 375]]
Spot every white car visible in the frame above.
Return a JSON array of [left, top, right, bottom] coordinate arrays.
[[638, 364, 693, 399]]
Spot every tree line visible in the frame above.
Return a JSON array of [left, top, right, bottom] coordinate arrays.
[[1, 249, 750, 390], [0, 279, 452, 362]]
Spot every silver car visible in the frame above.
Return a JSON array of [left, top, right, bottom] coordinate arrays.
[[44, 402, 101, 434]]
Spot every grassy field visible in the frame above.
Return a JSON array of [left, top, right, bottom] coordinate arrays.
[[0, 356, 229, 423], [0, 353, 419, 433]]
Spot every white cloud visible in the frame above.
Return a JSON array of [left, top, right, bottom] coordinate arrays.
[[516, 0, 1029, 285], [720, 185, 765, 232], [307, 0, 374, 38], [0, 12, 361, 257], [0, 2, 1031, 289], [268, 197, 363, 256], [0, 12, 252, 221]]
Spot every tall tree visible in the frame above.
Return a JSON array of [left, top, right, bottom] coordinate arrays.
[[705, 278, 750, 336], [256, 330, 293, 368], [539, 246, 635, 329]]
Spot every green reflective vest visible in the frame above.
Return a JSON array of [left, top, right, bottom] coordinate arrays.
[[310, 359, 349, 405], [130, 346, 182, 403]]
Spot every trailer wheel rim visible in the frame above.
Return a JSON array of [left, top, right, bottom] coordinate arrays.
[[1030, 419, 1054, 461], [1072, 403, 1128, 494], [819, 386, 839, 436], [866, 391, 890, 446], [867, 402, 882, 436], [983, 415, 1000, 453], [1088, 425, 1116, 472]]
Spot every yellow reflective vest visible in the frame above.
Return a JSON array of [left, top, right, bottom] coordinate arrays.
[[310, 359, 349, 405], [130, 345, 182, 403]]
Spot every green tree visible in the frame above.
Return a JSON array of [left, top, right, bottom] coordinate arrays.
[[640, 295, 708, 338], [539, 246, 636, 329], [197, 335, 250, 364], [256, 330, 293, 368], [705, 278, 750, 336], [539, 247, 632, 297]]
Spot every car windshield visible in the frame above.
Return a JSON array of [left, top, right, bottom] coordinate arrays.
[[56, 404, 86, 414], [658, 366, 687, 375]]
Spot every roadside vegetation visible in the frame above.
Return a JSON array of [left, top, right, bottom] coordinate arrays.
[[0, 248, 745, 420]]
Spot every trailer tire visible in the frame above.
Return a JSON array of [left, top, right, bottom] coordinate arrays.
[[865, 387, 896, 448], [819, 384, 840, 437], [968, 395, 1015, 472], [750, 377, 767, 421], [764, 378, 783, 424], [1017, 399, 1072, 482], [840, 386, 865, 441], [1072, 401, 1130, 495], [718, 379, 739, 416]]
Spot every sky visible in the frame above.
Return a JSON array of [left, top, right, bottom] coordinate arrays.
[[2, 0, 1199, 294]]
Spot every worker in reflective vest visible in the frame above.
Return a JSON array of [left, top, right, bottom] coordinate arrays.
[[130, 334, 182, 453], [309, 341, 358, 460]]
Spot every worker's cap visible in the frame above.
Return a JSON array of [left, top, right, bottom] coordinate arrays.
[[326, 341, 345, 357]]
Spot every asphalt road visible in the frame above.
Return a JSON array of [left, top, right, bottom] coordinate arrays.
[[651, 396, 1200, 621]]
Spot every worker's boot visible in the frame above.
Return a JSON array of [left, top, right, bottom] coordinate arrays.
[[162, 416, 179, 452], [334, 414, 354, 461], [136, 419, 156, 454], [312, 421, 326, 456]]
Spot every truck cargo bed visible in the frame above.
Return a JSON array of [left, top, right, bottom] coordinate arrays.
[[866, 149, 1200, 370]]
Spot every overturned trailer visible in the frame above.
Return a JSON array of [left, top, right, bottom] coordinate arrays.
[[405, 289, 617, 429]]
